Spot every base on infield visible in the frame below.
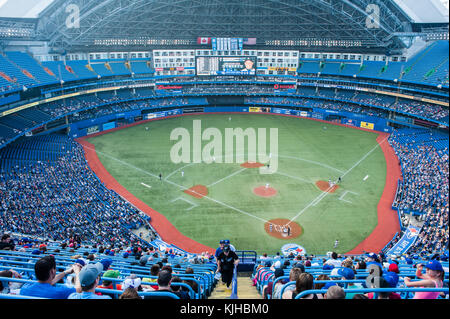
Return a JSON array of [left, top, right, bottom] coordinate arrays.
[[253, 186, 277, 197], [184, 185, 208, 198], [241, 162, 265, 168], [315, 180, 340, 193]]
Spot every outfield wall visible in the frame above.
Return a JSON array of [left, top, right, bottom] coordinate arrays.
[[69, 105, 393, 139]]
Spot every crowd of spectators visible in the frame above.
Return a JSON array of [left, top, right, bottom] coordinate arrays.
[[0, 135, 156, 249], [0, 234, 216, 299], [253, 251, 448, 300], [387, 128, 449, 257]]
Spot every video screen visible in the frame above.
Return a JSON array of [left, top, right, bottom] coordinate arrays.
[[196, 56, 257, 76]]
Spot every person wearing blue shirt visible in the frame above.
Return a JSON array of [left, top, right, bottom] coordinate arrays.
[[365, 252, 383, 269], [68, 262, 111, 299], [20, 255, 82, 299], [215, 240, 225, 259]]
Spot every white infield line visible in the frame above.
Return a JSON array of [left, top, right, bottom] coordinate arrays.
[[85, 145, 269, 224], [285, 136, 389, 227]]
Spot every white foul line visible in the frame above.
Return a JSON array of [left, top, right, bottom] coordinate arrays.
[[164, 162, 195, 181], [207, 167, 247, 187], [285, 136, 389, 227]]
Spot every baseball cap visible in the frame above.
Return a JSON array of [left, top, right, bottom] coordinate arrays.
[[75, 258, 86, 267], [366, 253, 378, 260], [337, 267, 355, 280], [139, 255, 148, 266], [293, 263, 305, 273], [223, 245, 231, 253], [388, 263, 399, 274], [78, 262, 103, 288], [122, 275, 142, 290], [330, 268, 341, 278], [425, 260, 443, 272], [323, 264, 334, 271], [383, 273, 399, 288], [219, 240, 225, 244], [224, 239, 230, 244], [100, 258, 113, 271], [103, 269, 120, 279]]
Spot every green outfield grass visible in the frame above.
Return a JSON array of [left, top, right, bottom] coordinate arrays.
[[87, 114, 387, 255]]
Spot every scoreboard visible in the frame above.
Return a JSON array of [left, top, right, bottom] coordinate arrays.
[[196, 56, 257, 76]]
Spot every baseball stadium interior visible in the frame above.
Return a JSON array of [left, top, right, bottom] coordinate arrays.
[[0, 0, 448, 305]]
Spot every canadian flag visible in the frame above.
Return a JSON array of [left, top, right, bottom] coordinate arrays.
[[197, 37, 211, 45]]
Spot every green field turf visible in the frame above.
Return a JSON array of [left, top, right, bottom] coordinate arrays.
[[87, 114, 387, 255]]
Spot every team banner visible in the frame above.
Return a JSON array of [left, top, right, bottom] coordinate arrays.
[[249, 107, 262, 113], [343, 118, 358, 127], [387, 225, 421, 256], [360, 121, 375, 130]]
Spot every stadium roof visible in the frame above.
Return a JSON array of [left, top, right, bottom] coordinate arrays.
[[0, 0, 55, 18], [1, 0, 448, 52], [393, 0, 449, 23]]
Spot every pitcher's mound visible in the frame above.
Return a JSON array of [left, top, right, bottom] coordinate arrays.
[[316, 180, 340, 193], [253, 186, 277, 197], [265, 219, 302, 239], [184, 185, 208, 199], [241, 162, 265, 168]]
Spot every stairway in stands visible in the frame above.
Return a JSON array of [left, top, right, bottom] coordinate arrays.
[[209, 273, 262, 299]]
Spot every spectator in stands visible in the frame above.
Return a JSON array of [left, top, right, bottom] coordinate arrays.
[[119, 287, 141, 299], [183, 267, 199, 295], [144, 270, 178, 299], [291, 273, 322, 299], [96, 269, 122, 294], [263, 268, 284, 299], [325, 285, 345, 299], [144, 264, 160, 284], [365, 252, 383, 269], [278, 267, 303, 299], [0, 269, 22, 294], [171, 276, 190, 299], [215, 240, 226, 260], [355, 259, 366, 270], [365, 276, 400, 300], [0, 234, 15, 250], [324, 252, 342, 268], [121, 274, 142, 297], [20, 255, 82, 299], [404, 260, 444, 299], [216, 245, 239, 291], [68, 263, 111, 299]]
